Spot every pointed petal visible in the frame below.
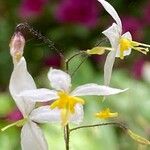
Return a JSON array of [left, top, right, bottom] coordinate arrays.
[[9, 57, 36, 116], [71, 83, 127, 96], [104, 51, 116, 85], [102, 23, 120, 48], [116, 32, 132, 57], [97, 0, 122, 29], [48, 68, 71, 92], [19, 89, 59, 102], [30, 106, 60, 123], [21, 121, 48, 150]]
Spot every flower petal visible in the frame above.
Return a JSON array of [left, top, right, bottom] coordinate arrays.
[[104, 51, 116, 85], [70, 104, 84, 124], [116, 32, 132, 57], [97, 0, 122, 29], [102, 23, 120, 48], [30, 105, 84, 125], [19, 89, 59, 102], [21, 121, 48, 150], [71, 83, 127, 96], [9, 57, 36, 116], [30, 106, 60, 123], [47, 68, 71, 92]]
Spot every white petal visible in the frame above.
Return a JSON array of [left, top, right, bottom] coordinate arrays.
[[48, 68, 71, 92], [30, 106, 60, 123], [104, 51, 116, 85], [116, 32, 132, 57], [19, 89, 59, 102], [71, 83, 127, 96], [21, 121, 48, 150], [102, 23, 121, 48], [70, 104, 84, 124], [97, 0, 122, 29], [9, 57, 36, 116], [30, 105, 84, 125]]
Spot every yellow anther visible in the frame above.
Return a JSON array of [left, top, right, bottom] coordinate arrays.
[[119, 37, 150, 59], [95, 108, 118, 119], [50, 91, 84, 126]]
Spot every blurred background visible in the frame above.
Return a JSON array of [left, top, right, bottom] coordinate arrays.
[[0, 0, 150, 149]]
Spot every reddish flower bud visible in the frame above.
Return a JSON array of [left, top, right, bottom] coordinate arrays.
[[9, 32, 25, 62]]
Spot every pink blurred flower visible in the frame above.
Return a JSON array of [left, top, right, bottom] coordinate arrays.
[[143, 1, 150, 25], [132, 58, 145, 80], [55, 0, 100, 28], [6, 108, 23, 122], [121, 16, 144, 41], [19, 0, 48, 18], [44, 54, 61, 68], [132, 57, 150, 82]]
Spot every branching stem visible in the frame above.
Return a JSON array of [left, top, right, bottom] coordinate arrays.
[[65, 51, 87, 73]]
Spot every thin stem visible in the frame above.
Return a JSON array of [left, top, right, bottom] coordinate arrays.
[[64, 124, 70, 150], [71, 54, 88, 77], [65, 51, 86, 73], [70, 122, 127, 132]]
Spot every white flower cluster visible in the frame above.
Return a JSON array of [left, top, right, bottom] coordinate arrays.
[[3, 0, 149, 149]]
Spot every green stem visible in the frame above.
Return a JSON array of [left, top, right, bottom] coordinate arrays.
[[64, 124, 70, 150], [1, 118, 27, 132], [65, 51, 86, 73], [70, 122, 127, 132], [71, 55, 88, 77]]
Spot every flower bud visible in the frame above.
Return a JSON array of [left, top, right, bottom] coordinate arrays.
[[128, 129, 150, 145], [9, 32, 25, 62]]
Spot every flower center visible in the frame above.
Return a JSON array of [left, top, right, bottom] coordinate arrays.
[[95, 108, 118, 119], [119, 37, 149, 59], [1, 118, 27, 132], [50, 91, 85, 126]]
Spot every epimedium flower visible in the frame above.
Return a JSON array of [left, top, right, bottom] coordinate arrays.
[[95, 108, 118, 119], [2, 57, 60, 150], [19, 68, 127, 126], [97, 0, 150, 85], [5, 31, 62, 150]]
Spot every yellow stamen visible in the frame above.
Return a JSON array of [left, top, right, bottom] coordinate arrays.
[[95, 108, 118, 119], [86, 47, 113, 55], [50, 91, 85, 126], [1, 118, 27, 132], [15, 52, 22, 63], [119, 38, 150, 59]]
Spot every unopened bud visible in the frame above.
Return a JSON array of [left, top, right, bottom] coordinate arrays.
[[9, 32, 25, 62], [128, 129, 150, 145]]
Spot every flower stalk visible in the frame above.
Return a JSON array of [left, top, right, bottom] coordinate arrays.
[[64, 124, 70, 150], [70, 122, 127, 132], [65, 51, 87, 73]]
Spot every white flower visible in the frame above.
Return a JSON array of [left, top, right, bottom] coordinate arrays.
[[97, 0, 150, 85], [19, 68, 127, 126], [7, 57, 60, 150]]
